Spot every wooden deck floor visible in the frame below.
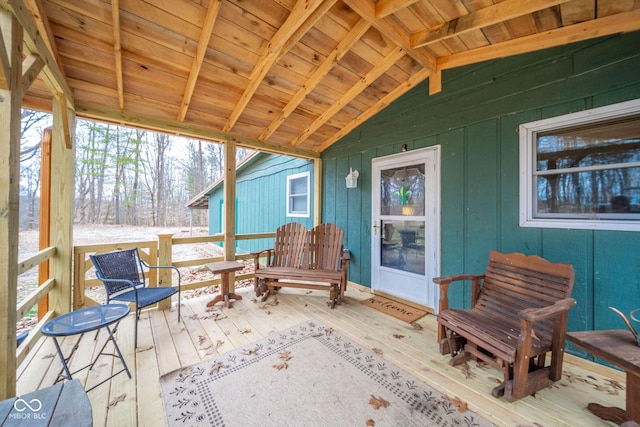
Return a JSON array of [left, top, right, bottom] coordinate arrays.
[[18, 285, 624, 426]]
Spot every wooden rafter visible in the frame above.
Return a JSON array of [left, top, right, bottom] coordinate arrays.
[[178, 0, 222, 122], [111, 0, 124, 110], [411, 0, 573, 48], [0, 25, 9, 89], [260, 18, 371, 141], [22, 0, 64, 76], [343, 0, 437, 73], [317, 67, 429, 151], [291, 46, 405, 147], [376, 0, 420, 18], [21, 53, 43, 90], [223, 0, 329, 132], [437, 8, 640, 70]]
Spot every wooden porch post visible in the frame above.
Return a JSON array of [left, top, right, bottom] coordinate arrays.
[[0, 10, 23, 400], [313, 158, 322, 226], [47, 95, 75, 316], [38, 128, 52, 318], [223, 141, 237, 291]]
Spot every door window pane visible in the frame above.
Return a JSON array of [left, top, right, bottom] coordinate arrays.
[[380, 164, 425, 216], [380, 220, 425, 275]]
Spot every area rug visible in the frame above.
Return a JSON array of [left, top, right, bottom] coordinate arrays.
[[360, 295, 428, 323], [160, 320, 494, 427]]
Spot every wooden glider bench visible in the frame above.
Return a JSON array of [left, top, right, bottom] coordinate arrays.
[[433, 250, 576, 402], [252, 223, 350, 308]]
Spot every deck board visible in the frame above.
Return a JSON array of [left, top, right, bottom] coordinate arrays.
[[17, 285, 624, 427]]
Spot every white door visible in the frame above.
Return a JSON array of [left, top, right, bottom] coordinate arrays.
[[371, 146, 440, 311]]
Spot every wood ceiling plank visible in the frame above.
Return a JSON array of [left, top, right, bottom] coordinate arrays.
[[438, 8, 640, 70], [597, 0, 635, 17], [343, 0, 437, 73], [177, 0, 222, 122], [317, 67, 429, 150], [291, 46, 405, 147], [260, 18, 369, 140], [223, 0, 330, 132], [411, 0, 572, 48], [560, 0, 595, 25], [111, 0, 123, 110]]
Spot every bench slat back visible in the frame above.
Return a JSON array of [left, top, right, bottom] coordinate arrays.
[[475, 251, 575, 343], [272, 223, 308, 268], [308, 223, 344, 271]]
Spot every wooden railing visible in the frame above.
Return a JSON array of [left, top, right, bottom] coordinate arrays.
[[72, 232, 275, 309], [16, 246, 57, 367]]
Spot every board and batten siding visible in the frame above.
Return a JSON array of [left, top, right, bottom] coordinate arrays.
[[321, 31, 640, 353], [208, 154, 314, 254]]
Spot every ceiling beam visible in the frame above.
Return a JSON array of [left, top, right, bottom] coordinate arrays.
[[343, 0, 436, 73], [291, 46, 405, 147], [74, 101, 321, 159], [111, 0, 124, 110], [223, 0, 330, 132], [411, 0, 572, 48], [22, 0, 64, 77], [178, 0, 222, 122], [317, 67, 430, 151], [375, 0, 420, 18], [437, 8, 640, 70], [260, 18, 371, 140]]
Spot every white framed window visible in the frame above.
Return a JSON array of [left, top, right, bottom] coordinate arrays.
[[519, 99, 640, 231], [286, 171, 310, 218]]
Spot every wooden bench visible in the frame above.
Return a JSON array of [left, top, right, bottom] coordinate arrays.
[[434, 250, 576, 402], [252, 223, 350, 308]]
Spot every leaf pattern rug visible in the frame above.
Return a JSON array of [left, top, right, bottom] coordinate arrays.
[[160, 320, 496, 426]]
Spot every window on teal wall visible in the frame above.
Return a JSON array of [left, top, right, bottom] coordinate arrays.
[[286, 171, 310, 218], [519, 99, 640, 231]]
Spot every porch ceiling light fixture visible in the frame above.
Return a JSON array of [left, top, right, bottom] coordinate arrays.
[[345, 168, 359, 189]]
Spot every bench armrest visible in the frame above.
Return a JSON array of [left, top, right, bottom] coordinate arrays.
[[433, 273, 485, 285], [251, 248, 274, 267], [519, 298, 576, 322]]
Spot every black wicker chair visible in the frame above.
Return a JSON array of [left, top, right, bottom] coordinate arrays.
[[90, 248, 181, 348]]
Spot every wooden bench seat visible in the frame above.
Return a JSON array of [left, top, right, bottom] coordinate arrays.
[[434, 250, 576, 402], [252, 223, 350, 308]]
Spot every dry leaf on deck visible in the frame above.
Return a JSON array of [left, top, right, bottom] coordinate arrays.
[[444, 396, 468, 412], [273, 362, 288, 371], [210, 361, 224, 374], [243, 347, 258, 355], [239, 328, 252, 334], [369, 396, 390, 410], [607, 379, 624, 390], [393, 334, 405, 339], [324, 328, 334, 335], [365, 419, 375, 426], [372, 348, 383, 355], [278, 351, 293, 361], [410, 322, 423, 330], [198, 335, 208, 346], [109, 394, 126, 407]]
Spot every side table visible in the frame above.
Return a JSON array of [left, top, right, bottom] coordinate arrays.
[[204, 261, 245, 308], [567, 329, 640, 426], [41, 304, 132, 392]]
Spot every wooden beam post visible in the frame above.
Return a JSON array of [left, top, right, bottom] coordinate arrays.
[[223, 141, 237, 291], [157, 232, 174, 310], [314, 158, 322, 226], [0, 9, 23, 401], [47, 91, 75, 317], [38, 128, 52, 319]]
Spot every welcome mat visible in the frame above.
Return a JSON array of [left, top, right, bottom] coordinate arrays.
[[160, 321, 495, 427], [361, 295, 428, 323]]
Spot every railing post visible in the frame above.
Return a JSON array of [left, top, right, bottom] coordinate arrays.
[[157, 232, 174, 310]]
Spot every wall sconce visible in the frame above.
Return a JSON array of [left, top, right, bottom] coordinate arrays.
[[345, 168, 359, 189]]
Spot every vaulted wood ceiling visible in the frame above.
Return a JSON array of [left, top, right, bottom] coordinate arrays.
[[10, 0, 640, 158]]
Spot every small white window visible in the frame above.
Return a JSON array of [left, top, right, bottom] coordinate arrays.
[[286, 172, 310, 218], [519, 99, 640, 231]]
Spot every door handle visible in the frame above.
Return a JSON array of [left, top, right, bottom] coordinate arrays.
[[373, 222, 378, 235]]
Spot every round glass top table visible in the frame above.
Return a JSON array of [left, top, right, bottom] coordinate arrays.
[[42, 304, 132, 391]]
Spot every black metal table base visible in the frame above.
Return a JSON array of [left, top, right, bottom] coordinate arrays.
[[51, 323, 132, 392]]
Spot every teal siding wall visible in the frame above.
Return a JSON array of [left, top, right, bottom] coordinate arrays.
[[208, 154, 314, 253], [321, 31, 640, 351]]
